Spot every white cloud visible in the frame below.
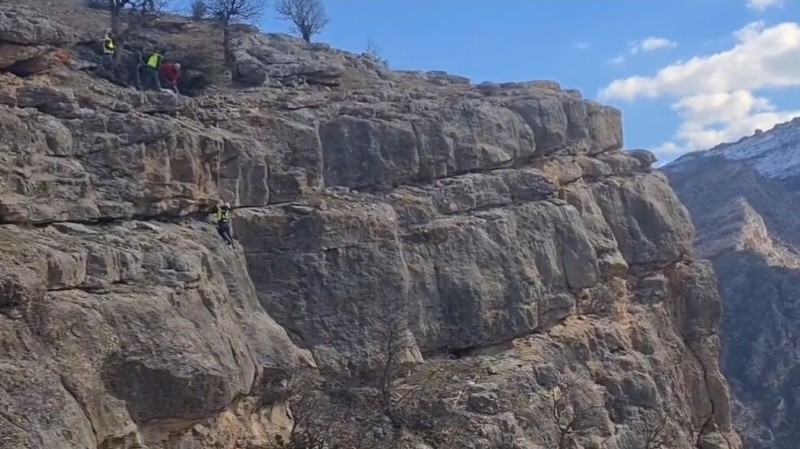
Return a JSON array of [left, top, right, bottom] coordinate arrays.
[[609, 54, 626, 65], [608, 37, 676, 65], [573, 42, 591, 50], [656, 91, 800, 154], [631, 37, 678, 54], [747, 0, 784, 11], [599, 21, 800, 158]]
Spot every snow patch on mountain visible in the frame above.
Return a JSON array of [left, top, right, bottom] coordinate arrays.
[[666, 117, 800, 179]]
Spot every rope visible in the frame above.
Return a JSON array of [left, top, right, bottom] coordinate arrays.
[[216, 154, 222, 200]]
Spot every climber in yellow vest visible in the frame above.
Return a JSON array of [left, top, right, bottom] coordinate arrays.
[[144, 49, 163, 90], [101, 31, 115, 69], [215, 201, 235, 247]]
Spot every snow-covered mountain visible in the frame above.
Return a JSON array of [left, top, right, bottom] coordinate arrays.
[[662, 116, 800, 449], [666, 117, 800, 180]]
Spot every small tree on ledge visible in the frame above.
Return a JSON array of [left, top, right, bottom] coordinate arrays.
[[207, 0, 268, 69], [102, 0, 168, 63], [275, 0, 329, 42]]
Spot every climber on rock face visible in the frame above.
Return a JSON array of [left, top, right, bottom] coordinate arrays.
[[127, 46, 145, 89], [102, 31, 115, 68], [215, 201, 235, 247], [144, 49, 163, 90], [159, 61, 181, 94]]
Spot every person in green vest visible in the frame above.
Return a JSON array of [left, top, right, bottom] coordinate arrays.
[[214, 201, 235, 247], [144, 49, 163, 90]]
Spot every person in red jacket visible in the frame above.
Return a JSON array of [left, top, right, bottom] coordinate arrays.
[[159, 62, 181, 94]]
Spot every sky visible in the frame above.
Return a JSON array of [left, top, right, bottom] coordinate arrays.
[[185, 0, 800, 165]]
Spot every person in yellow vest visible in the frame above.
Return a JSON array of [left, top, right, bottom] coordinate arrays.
[[144, 49, 163, 90], [214, 201, 235, 247], [102, 31, 115, 69]]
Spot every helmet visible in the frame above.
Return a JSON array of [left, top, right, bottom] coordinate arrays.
[[174, 62, 181, 70], [224, 202, 231, 208]]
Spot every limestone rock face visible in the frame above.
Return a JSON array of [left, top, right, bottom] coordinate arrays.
[[0, 7, 76, 75], [231, 33, 347, 87], [0, 2, 741, 449], [0, 221, 307, 449], [664, 123, 800, 449]]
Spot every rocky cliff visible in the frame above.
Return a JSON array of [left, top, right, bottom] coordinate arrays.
[[663, 119, 800, 449], [0, 2, 742, 449]]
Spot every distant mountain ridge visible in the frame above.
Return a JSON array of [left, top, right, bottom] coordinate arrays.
[[667, 117, 800, 181], [662, 116, 800, 449]]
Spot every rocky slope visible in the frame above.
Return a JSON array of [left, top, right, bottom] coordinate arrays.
[[0, 2, 742, 448], [664, 120, 800, 449]]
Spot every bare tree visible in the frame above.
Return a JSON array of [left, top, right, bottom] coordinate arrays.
[[640, 411, 672, 449], [270, 370, 333, 449], [107, 0, 131, 49], [351, 294, 431, 431], [207, 0, 268, 69], [275, 0, 329, 42], [376, 313, 414, 416], [613, 411, 673, 449], [106, 0, 167, 33], [103, 0, 168, 63], [364, 37, 388, 66], [266, 299, 473, 449], [270, 368, 397, 449], [270, 364, 469, 449], [189, 0, 208, 19], [532, 372, 607, 449], [367, 308, 473, 449], [365, 38, 381, 58]]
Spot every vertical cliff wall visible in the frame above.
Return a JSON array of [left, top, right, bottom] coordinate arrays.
[[0, 3, 742, 448]]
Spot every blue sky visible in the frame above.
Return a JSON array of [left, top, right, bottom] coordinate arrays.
[[181, 0, 800, 164]]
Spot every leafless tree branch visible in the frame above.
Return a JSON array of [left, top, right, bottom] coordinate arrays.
[[531, 371, 608, 449], [189, 0, 208, 19], [99, 0, 169, 64], [275, 0, 329, 42], [364, 37, 388, 66], [208, 0, 267, 24], [206, 0, 268, 69]]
